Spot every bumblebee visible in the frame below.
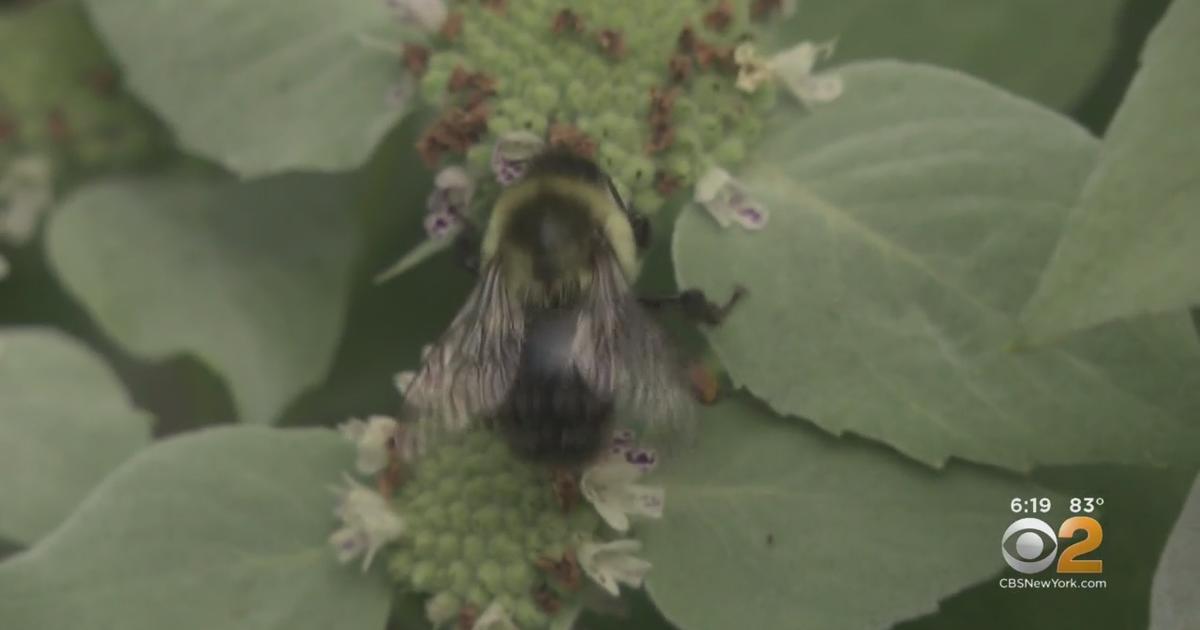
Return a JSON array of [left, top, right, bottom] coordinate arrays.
[[403, 151, 742, 466]]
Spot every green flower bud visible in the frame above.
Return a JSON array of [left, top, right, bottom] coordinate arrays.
[[462, 535, 487, 563], [411, 561, 438, 590], [513, 599, 549, 628], [446, 561, 473, 594], [713, 137, 746, 165], [490, 533, 523, 562], [435, 533, 459, 561], [477, 560, 505, 595], [503, 562, 536, 594]]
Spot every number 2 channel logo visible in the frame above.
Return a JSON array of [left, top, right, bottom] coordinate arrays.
[[1001, 517, 1103, 574]]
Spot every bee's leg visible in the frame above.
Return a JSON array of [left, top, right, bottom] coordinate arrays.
[[639, 285, 747, 325], [453, 222, 481, 275]]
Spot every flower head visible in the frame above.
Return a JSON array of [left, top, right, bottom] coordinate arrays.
[[694, 166, 769, 230], [386, 0, 448, 34], [339, 415, 400, 475], [329, 474, 406, 570], [581, 455, 664, 533], [577, 539, 652, 597]]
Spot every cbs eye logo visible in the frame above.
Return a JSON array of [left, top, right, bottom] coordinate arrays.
[[1001, 517, 1103, 574]]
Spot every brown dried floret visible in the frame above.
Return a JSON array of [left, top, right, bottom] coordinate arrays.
[[551, 8, 586, 34], [694, 40, 736, 71], [668, 53, 693, 83], [532, 586, 562, 614], [47, 108, 70, 143], [0, 114, 15, 144], [85, 67, 118, 97], [646, 124, 675, 154], [703, 0, 734, 32], [416, 102, 490, 166], [646, 86, 679, 154], [655, 171, 683, 197], [402, 44, 430, 77], [547, 123, 597, 159], [439, 11, 464, 41], [751, 0, 788, 20], [648, 86, 680, 122], [535, 549, 582, 591], [480, 0, 507, 14], [596, 29, 627, 59], [677, 25, 697, 53], [456, 606, 479, 630], [446, 66, 498, 109]]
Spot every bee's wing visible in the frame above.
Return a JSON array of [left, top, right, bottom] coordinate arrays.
[[572, 253, 696, 444], [402, 261, 525, 442]]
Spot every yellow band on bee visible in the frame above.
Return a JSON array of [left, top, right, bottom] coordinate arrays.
[[483, 175, 640, 281]]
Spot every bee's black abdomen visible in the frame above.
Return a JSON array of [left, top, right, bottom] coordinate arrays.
[[496, 309, 613, 466]]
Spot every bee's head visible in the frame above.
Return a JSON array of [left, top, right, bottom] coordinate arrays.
[[482, 151, 641, 300]]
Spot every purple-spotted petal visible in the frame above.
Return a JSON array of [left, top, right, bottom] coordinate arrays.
[[625, 448, 658, 473], [426, 165, 474, 216], [732, 203, 769, 230], [491, 131, 545, 186], [694, 166, 769, 230], [423, 208, 462, 240]]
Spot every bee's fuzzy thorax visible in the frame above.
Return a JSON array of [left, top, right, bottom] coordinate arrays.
[[482, 169, 639, 289]]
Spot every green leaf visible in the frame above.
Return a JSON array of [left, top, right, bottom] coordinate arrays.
[[1020, 0, 1200, 341], [769, 0, 1123, 110], [46, 174, 361, 424], [82, 0, 409, 177], [674, 61, 1200, 471], [1151, 475, 1200, 630], [0, 426, 390, 630], [0, 327, 150, 545], [643, 396, 1046, 630]]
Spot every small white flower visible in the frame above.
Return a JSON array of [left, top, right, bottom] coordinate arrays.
[[424, 166, 474, 240], [581, 457, 664, 533], [329, 474, 406, 570], [0, 155, 54, 245], [338, 415, 399, 475], [385, 0, 447, 33], [734, 41, 843, 105], [577, 539, 653, 597], [491, 131, 546, 186], [472, 601, 519, 630], [694, 166, 769, 230]]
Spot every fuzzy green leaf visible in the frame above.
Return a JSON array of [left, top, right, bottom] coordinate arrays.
[[82, 0, 409, 177], [1151, 476, 1200, 630], [768, 0, 1123, 110], [674, 61, 1200, 471], [0, 427, 390, 630], [0, 328, 150, 545], [644, 396, 1046, 630], [46, 174, 360, 424], [1021, 0, 1200, 341]]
